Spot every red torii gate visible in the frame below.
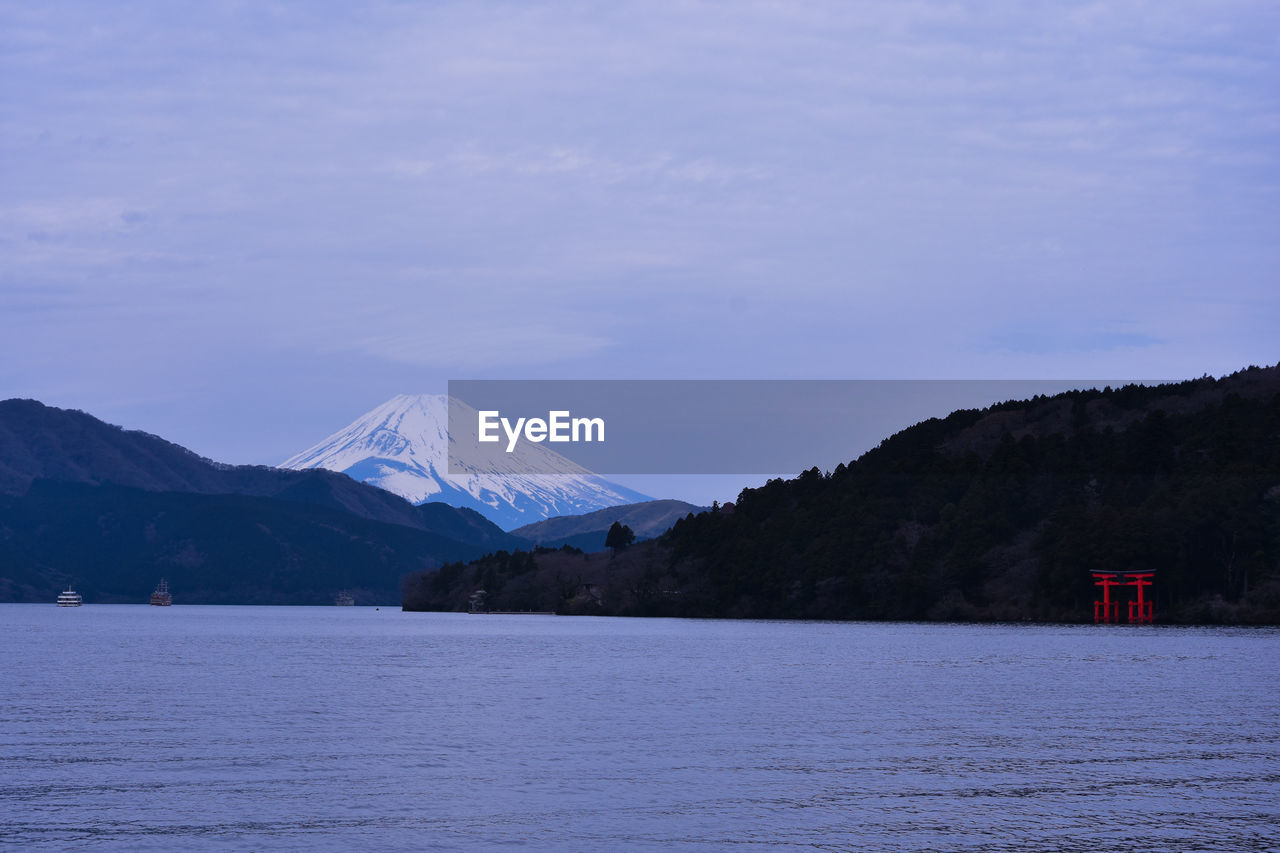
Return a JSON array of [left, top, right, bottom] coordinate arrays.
[[1093, 572, 1121, 623], [1092, 571, 1155, 624]]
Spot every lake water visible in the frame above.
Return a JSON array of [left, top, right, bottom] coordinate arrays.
[[1, 606, 1278, 851]]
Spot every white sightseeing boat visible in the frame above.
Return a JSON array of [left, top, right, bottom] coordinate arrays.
[[150, 578, 173, 606], [56, 586, 83, 607]]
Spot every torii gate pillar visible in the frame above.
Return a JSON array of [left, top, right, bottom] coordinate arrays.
[[1093, 572, 1120, 624]]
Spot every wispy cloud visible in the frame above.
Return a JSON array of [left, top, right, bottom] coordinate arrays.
[[986, 328, 1164, 356], [391, 147, 769, 186], [1, 0, 1277, 461]]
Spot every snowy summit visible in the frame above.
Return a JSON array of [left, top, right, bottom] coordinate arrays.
[[281, 394, 650, 530]]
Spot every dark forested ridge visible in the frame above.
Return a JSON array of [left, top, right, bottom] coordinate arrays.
[[0, 480, 499, 604], [406, 366, 1280, 624], [0, 398, 517, 547]]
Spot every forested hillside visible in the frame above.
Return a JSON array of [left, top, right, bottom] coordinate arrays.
[[407, 367, 1280, 624]]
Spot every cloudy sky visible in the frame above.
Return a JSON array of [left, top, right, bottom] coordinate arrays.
[[3, 1, 1277, 484]]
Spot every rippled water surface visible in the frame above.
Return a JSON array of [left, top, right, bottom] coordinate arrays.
[[2, 606, 1278, 851]]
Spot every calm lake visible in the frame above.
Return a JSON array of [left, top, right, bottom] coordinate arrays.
[[2, 606, 1278, 851]]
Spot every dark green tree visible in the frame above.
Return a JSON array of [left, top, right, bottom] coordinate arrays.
[[605, 521, 636, 554]]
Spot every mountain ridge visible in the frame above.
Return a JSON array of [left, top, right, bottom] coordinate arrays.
[[0, 397, 518, 547], [0, 398, 528, 602], [511, 499, 707, 552]]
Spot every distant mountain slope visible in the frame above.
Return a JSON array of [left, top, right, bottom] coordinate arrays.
[[0, 398, 227, 495], [0, 480, 496, 604], [511, 499, 706, 552], [280, 394, 651, 530], [0, 398, 518, 550]]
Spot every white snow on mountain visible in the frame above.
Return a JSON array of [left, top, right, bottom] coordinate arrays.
[[280, 394, 651, 530]]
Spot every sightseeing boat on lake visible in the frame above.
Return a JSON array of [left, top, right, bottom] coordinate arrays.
[[334, 590, 355, 606], [56, 586, 83, 607], [149, 578, 173, 606]]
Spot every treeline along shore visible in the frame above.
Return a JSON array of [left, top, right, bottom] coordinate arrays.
[[404, 365, 1280, 624]]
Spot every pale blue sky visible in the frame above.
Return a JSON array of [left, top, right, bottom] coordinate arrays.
[[2, 1, 1277, 499]]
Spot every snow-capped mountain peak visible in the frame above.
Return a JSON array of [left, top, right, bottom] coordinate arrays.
[[281, 394, 650, 530]]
